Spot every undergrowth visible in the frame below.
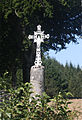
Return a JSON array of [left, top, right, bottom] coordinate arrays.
[[0, 82, 77, 120]]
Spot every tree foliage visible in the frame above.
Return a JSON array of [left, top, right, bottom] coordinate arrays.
[[0, 0, 81, 83], [43, 57, 82, 98]]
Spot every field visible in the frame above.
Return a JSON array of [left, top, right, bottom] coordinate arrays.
[[68, 99, 82, 120]]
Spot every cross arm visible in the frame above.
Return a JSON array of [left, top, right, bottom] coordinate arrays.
[[28, 35, 34, 40], [44, 34, 50, 39]]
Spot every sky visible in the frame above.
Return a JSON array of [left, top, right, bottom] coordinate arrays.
[[49, 37, 82, 68]]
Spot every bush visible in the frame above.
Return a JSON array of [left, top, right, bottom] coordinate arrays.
[[0, 72, 12, 90], [0, 82, 74, 120]]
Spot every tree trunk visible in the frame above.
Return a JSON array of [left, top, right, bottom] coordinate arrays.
[[22, 53, 30, 83], [12, 66, 17, 87], [22, 44, 36, 83]]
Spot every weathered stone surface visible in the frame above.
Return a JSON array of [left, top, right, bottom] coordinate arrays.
[[30, 65, 44, 97]]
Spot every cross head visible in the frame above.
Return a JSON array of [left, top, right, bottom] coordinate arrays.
[[28, 25, 49, 67]]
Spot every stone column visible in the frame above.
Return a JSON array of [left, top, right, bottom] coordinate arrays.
[[30, 66, 44, 97]]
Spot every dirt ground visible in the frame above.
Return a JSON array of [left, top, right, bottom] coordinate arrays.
[[68, 99, 82, 120], [48, 99, 82, 120]]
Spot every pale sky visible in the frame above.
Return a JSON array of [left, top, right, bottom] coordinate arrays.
[[49, 37, 82, 67]]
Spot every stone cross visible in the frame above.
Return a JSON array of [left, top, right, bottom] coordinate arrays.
[[28, 25, 49, 67]]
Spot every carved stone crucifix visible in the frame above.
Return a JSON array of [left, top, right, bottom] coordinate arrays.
[[28, 25, 49, 67]]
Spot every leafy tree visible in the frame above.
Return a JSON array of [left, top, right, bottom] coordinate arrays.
[[0, 0, 81, 84]]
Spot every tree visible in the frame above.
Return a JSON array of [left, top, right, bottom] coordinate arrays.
[[0, 0, 81, 84], [0, 9, 22, 86], [43, 57, 68, 97], [43, 57, 82, 98], [67, 63, 82, 98]]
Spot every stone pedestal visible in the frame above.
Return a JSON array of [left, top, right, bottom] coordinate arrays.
[[30, 66, 44, 97]]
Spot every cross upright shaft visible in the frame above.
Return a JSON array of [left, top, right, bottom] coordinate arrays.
[[28, 25, 49, 67]]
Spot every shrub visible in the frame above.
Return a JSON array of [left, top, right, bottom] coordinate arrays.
[[0, 82, 73, 120]]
